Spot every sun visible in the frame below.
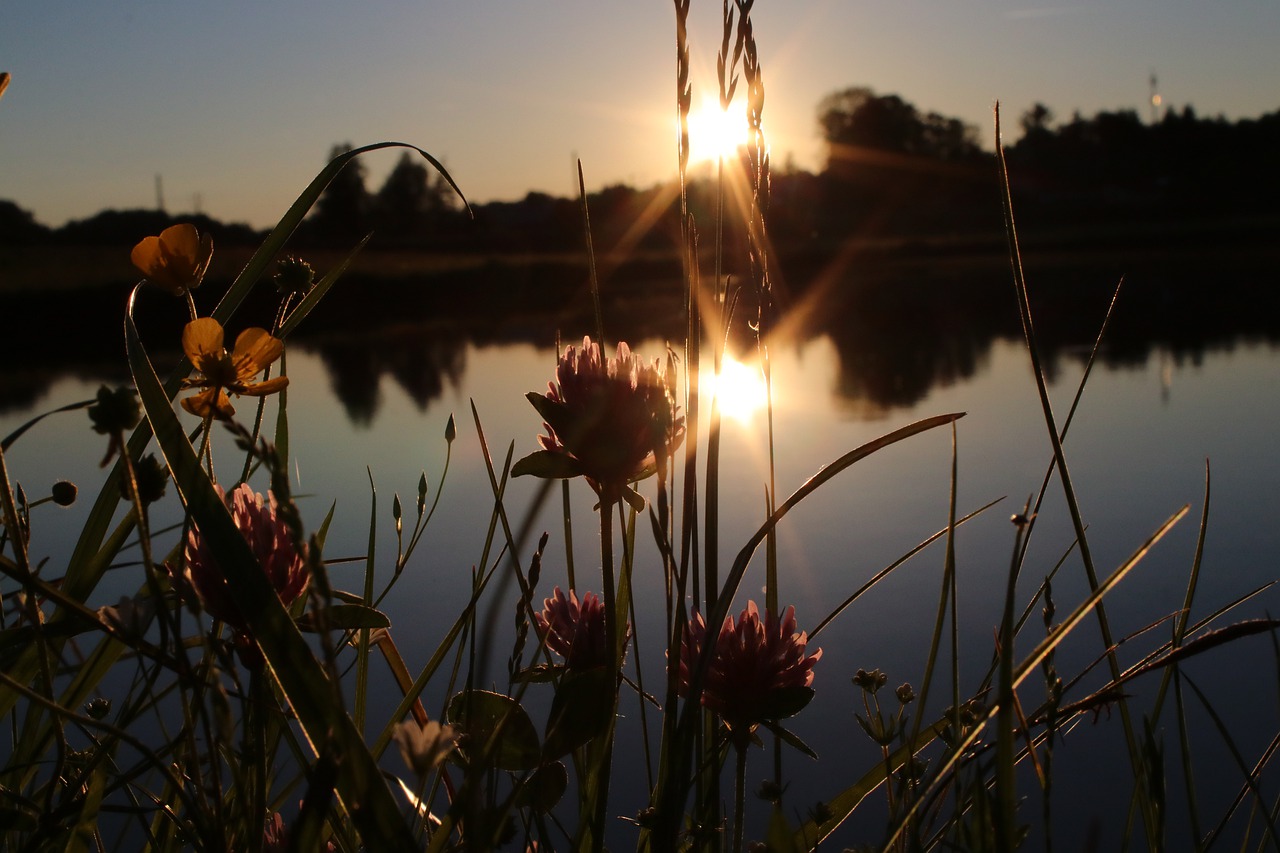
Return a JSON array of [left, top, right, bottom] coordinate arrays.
[[686, 96, 748, 166], [710, 355, 768, 425]]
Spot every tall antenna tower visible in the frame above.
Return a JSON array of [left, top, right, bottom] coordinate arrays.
[[155, 174, 166, 212], [1148, 71, 1162, 124]]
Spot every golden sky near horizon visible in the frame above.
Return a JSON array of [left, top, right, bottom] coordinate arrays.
[[2, 1, 1278, 229]]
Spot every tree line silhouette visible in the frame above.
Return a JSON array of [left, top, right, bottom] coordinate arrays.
[[3, 86, 1277, 258]]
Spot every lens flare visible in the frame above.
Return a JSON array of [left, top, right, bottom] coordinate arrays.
[[687, 96, 747, 165], [711, 356, 768, 425]]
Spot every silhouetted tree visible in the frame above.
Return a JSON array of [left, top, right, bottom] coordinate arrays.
[[370, 152, 460, 246], [307, 143, 373, 246], [0, 200, 51, 245], [817, 86, 981, 166], [52, 209, 260, 247], [1020, 103, 1055, 137]]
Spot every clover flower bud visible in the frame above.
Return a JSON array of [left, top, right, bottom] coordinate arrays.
[[675, 602, 820, 734], [514, 336, 684, 502], [534, 587, 620, 671], [179, 484, 308, 631]]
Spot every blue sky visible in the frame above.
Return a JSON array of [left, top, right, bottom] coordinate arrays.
[[2, 1, 1278, 229]]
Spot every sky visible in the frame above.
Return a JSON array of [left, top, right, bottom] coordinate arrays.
[[2, 1, 1278, 230]]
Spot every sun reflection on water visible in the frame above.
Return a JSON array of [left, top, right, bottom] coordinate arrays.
[[709, 355, 769, 425]]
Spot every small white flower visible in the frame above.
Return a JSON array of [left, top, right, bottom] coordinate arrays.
[[393, 719, 458, 777], [97, 595, 156, 637]]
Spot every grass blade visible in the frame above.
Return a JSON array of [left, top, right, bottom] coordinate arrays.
[[125, 289, 418, 851]]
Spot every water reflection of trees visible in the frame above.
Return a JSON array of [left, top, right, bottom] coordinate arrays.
[[775, 249, 1280, 416], [4, 251, 1279, 423], [307, 331, 467, 426]]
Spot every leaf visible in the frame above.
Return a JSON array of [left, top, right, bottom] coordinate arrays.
[[516, 761, 568, 813], [620, 485, 647, 513], [761, 719, 819, 761], [766, 805, 803, 853], [758, 686, 815, 722], [1, 397, 95, 452], [295, 604, 391, 632], [511, 449, 584, 480], [524, 392, 571, 436], [63, 763, 106, 853], [542, 668, 616, 759], [446, 689, 541, 772]]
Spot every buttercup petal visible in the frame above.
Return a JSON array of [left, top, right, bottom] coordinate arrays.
[[232, 328, 285, 376], [181, 387, 234, 419], [129, 236, 163, 278], [240, 376, 290, 397], [182, 318, 226, 366], [157, 223, 200, 263]]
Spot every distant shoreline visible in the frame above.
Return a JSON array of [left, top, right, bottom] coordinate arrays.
[[3, 214, 1276, 296]]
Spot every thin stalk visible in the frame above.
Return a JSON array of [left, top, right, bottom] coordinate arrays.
[[247, 666, 267, 853], [562, 480, 576, 591], [997, 511, 1032, 853], [995, 105, 1155, 841], [732, 740, 748, 853], [577, 160, 605, 347], [591, 493, 619, 853]]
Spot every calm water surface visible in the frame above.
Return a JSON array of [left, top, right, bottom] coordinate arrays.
[[5, 305, 1280, 847]]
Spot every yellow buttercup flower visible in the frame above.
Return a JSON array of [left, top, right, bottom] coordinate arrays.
[[131, 224, 214, 295], [180, 317, 288, 419]]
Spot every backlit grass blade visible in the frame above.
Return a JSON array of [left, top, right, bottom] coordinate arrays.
[[1182, 672, 1280, 850], [995, 103, 1154, 839], [1, 397, 95, 452], [213, 143, 467, 328], [875, 504, 1188, 852], [54, 142, 460, 622], [810, 499, 1000, 640], [651, 411, 963, 843], [125, 291, 418, 851], [791, 719, 950, 847]]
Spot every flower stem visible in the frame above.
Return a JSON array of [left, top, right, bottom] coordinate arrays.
[[733, 739, 748, 853], [591, 491, 619, 853]]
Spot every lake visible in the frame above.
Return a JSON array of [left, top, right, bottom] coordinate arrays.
[[3, 248, 1279, 848]]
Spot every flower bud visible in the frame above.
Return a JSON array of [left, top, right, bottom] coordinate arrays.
[[853, 668, 888, 694], [127, 454, 170, 505], [273, 255, 316, 296], [51, 480, 77, 507], [88, 386, 141, 436]]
